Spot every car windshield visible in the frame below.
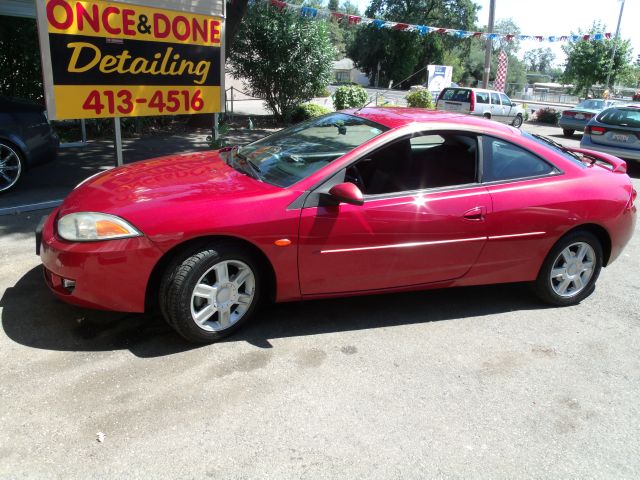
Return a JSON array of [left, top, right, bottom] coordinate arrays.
[[596, 108, 640, 128], [236, 113, 388, 187], [577, 100, 605, 110]]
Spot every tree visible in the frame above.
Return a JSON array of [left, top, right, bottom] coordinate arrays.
[[0, 16, 44, 102], [562, 22, 633, 96], [326, 1, 361, 60], [523, 48, 556, 73], [230, 3, 335, 121], [348, 0, 478, 88]]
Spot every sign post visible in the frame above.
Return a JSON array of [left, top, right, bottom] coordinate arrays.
[[34, 0, 225, 164]]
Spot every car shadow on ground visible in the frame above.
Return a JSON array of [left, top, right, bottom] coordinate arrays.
[[1, 266, 551, 358]]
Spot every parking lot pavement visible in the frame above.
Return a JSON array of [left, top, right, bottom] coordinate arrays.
[[1, 123, 640, 478]]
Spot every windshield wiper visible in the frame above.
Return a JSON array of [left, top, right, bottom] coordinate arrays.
[[531, 134, 583, 161], [234, 151, 263, 181]]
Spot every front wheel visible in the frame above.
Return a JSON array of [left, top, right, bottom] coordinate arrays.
[[562, 129, 575, 137], [534, 231, 603, 306], [160, 245, 261, 343], [0, 141, 24, 193], [512, 114, 523, 128]]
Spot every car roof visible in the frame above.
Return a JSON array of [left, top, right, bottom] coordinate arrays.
[[345, 107, 520, 136]]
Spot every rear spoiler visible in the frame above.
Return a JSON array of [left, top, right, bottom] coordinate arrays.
[[563, 147, 627, 173]]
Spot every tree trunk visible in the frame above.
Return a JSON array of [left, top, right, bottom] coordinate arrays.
[[226, 0, 250, 54]]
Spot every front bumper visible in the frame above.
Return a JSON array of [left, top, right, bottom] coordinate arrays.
[[580, 135, 640, 161], [38, 209, 164, 312]]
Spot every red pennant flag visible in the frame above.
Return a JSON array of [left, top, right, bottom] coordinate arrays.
[[348, 15, 361, 25], [436, 28, 447, 34], [605, 33, 612, 39], [393, 23, 409, 31], [535, 36, 543, 42], [505, 34, 514, 41], [270, 0, 286, 10], [331, 12, 345, 22], [583, 34, 591, 41], [472, 32, 483, 38]]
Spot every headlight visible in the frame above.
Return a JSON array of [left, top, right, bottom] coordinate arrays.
[[57, 212, 142, 241]]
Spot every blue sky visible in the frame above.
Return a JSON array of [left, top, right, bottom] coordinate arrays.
[[350, 0, 639, 65]]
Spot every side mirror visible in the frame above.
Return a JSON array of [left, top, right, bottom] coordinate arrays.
[[328, 182, 364, 206]]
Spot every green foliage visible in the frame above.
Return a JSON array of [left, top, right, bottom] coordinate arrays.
[[405, 89, 434, 108], [315, 86, 331, 97], [291, 103, 332, 123], [230, 3, 335, 121], [535, 107, 560, 125], [348, 0, 478, 88], [0, 17, 43, 102], [562, 22, 633, 96], [333, 85, 369, 110]]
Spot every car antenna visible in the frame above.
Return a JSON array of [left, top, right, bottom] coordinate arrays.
[[354, 96, 376, 114]]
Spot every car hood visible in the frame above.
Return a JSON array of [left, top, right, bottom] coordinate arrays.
[[58, 150, 283, 221]]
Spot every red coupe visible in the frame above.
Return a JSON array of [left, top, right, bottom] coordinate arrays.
[[38, 108, 636, 343]]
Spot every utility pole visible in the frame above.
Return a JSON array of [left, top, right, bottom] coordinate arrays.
[[605, 0, 625, 89], [482, 0, 496, 89]]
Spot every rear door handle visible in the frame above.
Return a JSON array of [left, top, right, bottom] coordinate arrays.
[[463, 206, 486, 221]]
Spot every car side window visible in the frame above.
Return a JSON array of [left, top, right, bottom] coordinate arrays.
[[490, 93, 501, 105], [476, 92, 490, 104], [482, 137, 556, 182], [499, 93, 511, 106], [345, 133, 478, 196]]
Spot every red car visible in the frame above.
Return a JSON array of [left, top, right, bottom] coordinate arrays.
[[38, 108, 636, 343]]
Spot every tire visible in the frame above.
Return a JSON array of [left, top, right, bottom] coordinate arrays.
[[534, 230, 603, 306], [562, 129, 575, 137], [160, 244, 261, 343], [0, 141, 24, 193], [483, 113, 491, 120], [512, 114, 523, 128]]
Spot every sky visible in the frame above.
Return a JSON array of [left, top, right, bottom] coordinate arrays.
[[350, 0, 639, 66]]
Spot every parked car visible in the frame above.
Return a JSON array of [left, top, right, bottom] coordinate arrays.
[[581, 105, 640, 161], [37, 108, 636, 343], [435, 87, 525, 128], [558, 99, 618, 137], [0, 97, 59, 193]]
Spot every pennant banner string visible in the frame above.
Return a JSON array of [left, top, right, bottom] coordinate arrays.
[[267, 0, 611, 43]]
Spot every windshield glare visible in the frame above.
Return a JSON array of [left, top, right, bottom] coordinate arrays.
[[578, 100, 605, 110], [237, 113, 388, 187]]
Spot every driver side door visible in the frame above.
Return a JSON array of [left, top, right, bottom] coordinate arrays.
[[297, 132, 491, 296]]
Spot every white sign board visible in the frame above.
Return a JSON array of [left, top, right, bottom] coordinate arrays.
[[427, 65, 453, 97]]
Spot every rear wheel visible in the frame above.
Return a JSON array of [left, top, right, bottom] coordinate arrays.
[[512, 114, 523, 128], [562, 129, 575, 137], [160, 245, 261, 343], [0, 141, 24, 193], [534, 230, 602, 306], [483, 113, 491, 120]]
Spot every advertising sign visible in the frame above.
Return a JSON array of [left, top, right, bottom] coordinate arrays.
[[35, 0, 224, 119], [427, 65, 453, 97]]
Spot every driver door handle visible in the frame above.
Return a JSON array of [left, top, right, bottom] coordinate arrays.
[[463, 206, 486, 221]]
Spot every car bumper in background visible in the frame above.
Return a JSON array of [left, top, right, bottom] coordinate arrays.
[[37, 209, 164, 312], [558, 118, 589, 131], [580, 135, 640, 161]]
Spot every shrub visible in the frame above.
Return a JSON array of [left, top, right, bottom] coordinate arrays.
[[315, 87, 331, 98], [535, 107, 560, 124], [333, 85, 369, 110], [405, 89, 434, 109], [291, 103, 332, 123]]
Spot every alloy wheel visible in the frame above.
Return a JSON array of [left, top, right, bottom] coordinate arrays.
[[190, 259, 256, 332], [549, 242, 596, 298], [0, 143, 22, 192]]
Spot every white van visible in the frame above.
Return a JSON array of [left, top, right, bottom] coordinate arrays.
[[435, 87, 525, 128]]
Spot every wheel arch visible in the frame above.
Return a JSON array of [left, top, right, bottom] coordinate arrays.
[[551, 223, 612, 267], [145, 235, 277, 312]]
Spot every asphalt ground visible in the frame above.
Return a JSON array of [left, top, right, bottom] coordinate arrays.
[[1, 122, 639, 478]]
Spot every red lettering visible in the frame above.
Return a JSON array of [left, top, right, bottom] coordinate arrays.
[[210, 20, 221, 44], [172, 16, 190, 41], [102, 6, 121, 35], [154, 13, 170, 39], [76, 3, 99, 32], [122, 9, 135, 36], [46, 0, 73, 30], [192, 18, 207, 43]]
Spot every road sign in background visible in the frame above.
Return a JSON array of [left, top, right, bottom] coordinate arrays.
[[35, 0, 225, 119]]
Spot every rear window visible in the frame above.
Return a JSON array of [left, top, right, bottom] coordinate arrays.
[[596, 108, 640, 128], [441, 88, 471, 102], [578, 100, 605, 110]]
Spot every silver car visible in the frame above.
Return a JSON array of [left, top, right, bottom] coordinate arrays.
[[435, 87, 525, 128], [581, 105, 640, 161]]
